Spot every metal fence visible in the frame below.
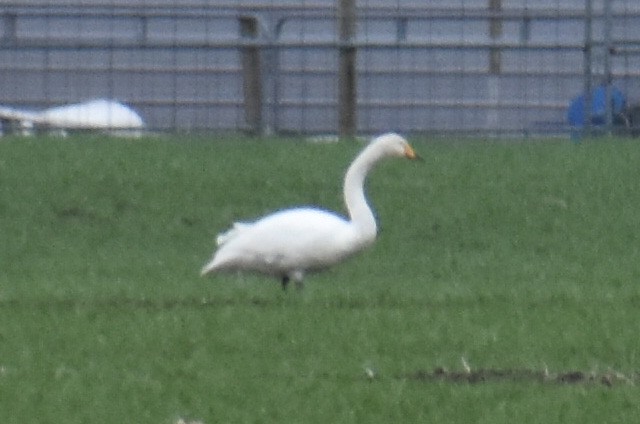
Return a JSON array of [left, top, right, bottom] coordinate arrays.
[[0, 1, 639, 137]]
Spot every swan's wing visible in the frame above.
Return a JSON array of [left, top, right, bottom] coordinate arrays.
[[202, 208, 365, 276], [250, 209, 354, 264]]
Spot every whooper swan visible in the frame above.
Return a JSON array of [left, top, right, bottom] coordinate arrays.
[[201, 132, 420, 289]]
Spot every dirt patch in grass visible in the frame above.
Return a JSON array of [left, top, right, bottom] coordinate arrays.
[[403, 367, 638, 386]]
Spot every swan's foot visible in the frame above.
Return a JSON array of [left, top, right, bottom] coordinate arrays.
[[281, 275, 290, 290]]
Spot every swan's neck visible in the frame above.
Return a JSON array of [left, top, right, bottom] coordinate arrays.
[[343, 145, 381, 243]]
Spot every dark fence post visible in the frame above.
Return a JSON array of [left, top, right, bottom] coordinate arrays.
[[2, 13, 17, 45], [489, 0, 502, 74], [338, 0, 356, 140], [240, 16, 263, 136]]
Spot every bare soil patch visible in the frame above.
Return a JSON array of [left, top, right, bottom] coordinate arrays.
[[403, 367, 638, 386]]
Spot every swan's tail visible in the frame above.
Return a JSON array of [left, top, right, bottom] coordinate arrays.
[[201, 222, 251, 276], [200, 259, 218, 276], [200, 248, 237, 276]]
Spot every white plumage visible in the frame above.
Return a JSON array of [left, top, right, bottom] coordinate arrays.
[[201, 132, 420, 289]]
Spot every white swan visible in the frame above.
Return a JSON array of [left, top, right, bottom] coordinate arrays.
[[201, 133, 420, 289]]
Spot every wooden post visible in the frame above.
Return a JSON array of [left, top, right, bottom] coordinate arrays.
[[240, 16, 263, 135], [338, 0, 356, 140], [2, 13, 17, 45], [488, 0, 502, 74]]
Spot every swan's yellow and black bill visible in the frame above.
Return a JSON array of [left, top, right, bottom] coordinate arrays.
[[404, 144, 423, 161]]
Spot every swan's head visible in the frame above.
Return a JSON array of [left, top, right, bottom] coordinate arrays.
[[370, 133, 421, 161]]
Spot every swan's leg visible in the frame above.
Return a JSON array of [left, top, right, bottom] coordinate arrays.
[[291, 270, 305, 290], [281, 275, 290, 290], [282, 271, 304, 291]]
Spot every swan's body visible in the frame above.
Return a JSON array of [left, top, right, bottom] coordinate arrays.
[[201, 133, 420, 288]]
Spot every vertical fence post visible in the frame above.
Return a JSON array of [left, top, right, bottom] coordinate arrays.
[[240, 16, 263, 136], [338, 0, 356, 140], [488, 0, 502, 74], [487, 0, 502, 134], [2, 13, 17, 45]]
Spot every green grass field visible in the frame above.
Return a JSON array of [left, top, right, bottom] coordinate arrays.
[[1, 134, 639, 423]]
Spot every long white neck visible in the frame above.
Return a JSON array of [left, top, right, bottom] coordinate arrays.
[[343, 143, 384, 243]]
